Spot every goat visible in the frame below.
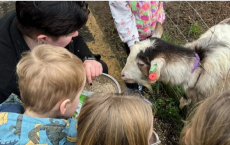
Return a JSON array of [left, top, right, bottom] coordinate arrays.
[[121, 19, 230, 109]]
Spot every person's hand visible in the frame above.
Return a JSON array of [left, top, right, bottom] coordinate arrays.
[[83, 60, 103, 84]]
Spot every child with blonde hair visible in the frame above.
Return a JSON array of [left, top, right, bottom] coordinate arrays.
[[77, 93, 161, 145], [180, 91, 230, 145], [0, 44, 86, 144]]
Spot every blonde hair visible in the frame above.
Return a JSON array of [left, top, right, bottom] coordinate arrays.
[[180, 92, 230, 145], [77, 93, 154, 145], [17, 44, 86, 114]]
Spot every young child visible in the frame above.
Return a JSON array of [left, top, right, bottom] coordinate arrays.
[[0, 44, 86, 144], [109, 1, 165, 53], [109, 1, 165, 91], [180, 91, 230, 145], [77, 93, 161, 145]]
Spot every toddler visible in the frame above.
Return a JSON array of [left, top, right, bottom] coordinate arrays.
[[77, 93, 161, 145], [0, 44, 86, 144]]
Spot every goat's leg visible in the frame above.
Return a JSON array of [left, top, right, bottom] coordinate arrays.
[[179, 96, 191, 109], [180, 88, 200, 109]]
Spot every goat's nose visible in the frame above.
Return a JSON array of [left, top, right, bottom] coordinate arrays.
[[121, 71, 125, 78]]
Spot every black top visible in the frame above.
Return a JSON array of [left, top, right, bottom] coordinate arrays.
[[0, 11, 93, 103]]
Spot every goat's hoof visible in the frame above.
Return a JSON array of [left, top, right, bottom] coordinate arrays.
[[179, 97, 191, 109]]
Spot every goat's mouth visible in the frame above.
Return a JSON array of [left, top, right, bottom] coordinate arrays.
[[122, 79, 136, 83]]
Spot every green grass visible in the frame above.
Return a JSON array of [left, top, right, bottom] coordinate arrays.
[[149, 83, 187, 139], [187, 22, 204, 37], [161, 33, 182, 45], [114, 38, 121, 44]]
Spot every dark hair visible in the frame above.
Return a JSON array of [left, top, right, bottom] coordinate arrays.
[[16, 1, 90, 39]]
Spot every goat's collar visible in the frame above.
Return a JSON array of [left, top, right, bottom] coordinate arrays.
[[191, 52, 200, 73]]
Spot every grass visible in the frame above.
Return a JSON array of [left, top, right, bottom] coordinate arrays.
[[154, 97, 185, 136], [114, 38, 121, 44], [149, 83, 186, 139], [187, 22, 204, 38], [161, 33, 182, 45]]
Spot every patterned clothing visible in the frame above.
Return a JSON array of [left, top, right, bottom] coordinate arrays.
[[109, 1, 165, 47], [0, 94, 78, 145]]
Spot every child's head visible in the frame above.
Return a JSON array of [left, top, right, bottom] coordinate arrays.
[[180, 91, 230, 145], [17, 44, 86, 117], [77, 93, 154, 145]]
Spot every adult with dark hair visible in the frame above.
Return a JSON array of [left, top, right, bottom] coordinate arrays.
[[0, 1, 108, 103]]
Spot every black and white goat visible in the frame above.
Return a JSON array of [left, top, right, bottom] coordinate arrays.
[[121, 19, 230, 109]]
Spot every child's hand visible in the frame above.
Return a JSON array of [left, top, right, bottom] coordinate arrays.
[[83, 60, 103, 84]]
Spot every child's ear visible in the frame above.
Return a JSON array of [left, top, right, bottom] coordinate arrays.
[[149, 58, 165, 83], [59, 99, 71, 115]]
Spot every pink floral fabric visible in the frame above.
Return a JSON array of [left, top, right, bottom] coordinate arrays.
[[127, 1, 165, 40], [109, 1, 165, 47]]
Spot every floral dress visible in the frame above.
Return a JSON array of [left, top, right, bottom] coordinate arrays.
[[109, 1, 165, 47]]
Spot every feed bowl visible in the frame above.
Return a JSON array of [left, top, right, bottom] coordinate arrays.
[[83, 73, 121, 95], [74, 73, 121, 118]]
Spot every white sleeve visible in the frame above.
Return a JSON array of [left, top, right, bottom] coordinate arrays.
[[109, 1, 139, 47]]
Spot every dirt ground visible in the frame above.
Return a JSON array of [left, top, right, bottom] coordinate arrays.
[[88, 1, 230, 54], [163, 1, 230, 43], [87, 1, 230, 145], [85, 12, 126, 91]]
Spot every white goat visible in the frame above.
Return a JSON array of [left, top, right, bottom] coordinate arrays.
[[121, 19, 230, 109]]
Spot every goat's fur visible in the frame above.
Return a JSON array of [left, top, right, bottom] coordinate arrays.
[[121, 19, 230, 108]]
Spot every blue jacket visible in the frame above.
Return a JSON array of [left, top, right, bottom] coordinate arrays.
[[0, 94, 78, 145]]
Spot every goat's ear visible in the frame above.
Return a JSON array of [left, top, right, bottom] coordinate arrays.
[[149, 58, 165, 83], [152, 22, 163, 38]]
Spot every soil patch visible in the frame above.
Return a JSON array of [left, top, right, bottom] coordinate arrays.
[[87, 2, 128, 68], [85, 9, 126, 91], [163, 1, 230, 43]]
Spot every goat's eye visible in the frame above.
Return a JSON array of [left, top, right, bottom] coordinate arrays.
[[137, 63, 144, 67]]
